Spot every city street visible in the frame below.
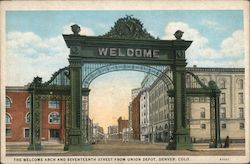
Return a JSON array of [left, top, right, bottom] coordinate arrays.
[[6, 140, 245, 156]]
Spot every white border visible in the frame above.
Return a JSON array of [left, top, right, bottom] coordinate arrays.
[[0, 0, 249, 163]]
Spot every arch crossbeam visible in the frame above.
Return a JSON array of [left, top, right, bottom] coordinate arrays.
[[82, 64, 173, 89]]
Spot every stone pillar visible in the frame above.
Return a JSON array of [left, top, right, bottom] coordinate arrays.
[[167, 39, 192, 150], [68, 57, 85, 151], [28, 92, 42, 150]]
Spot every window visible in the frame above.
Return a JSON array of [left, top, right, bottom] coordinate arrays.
[[24, 128, 30, 138], [240, 123, 244, 129], [25, 112, 31, 123], [238, 93, 244, 104], [238, 79, 243, 89], [6, 128, 11, 137], [6, 113, 11, 124], [221, 93, 226, 104], [26, 96, 31, 109], [48, 112, 60, 124], [239, 108, 244, 119], [6, 96, 12, 108], [200, 124, 206, 129], [48, 101, 60, 109], [200, 108, 205, 118], [220, 79, 226, 89], [221, 108, 226, 119], [221, 123, 226, 129]]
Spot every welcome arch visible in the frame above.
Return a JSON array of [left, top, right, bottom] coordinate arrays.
[[27, 16, 222, 151]]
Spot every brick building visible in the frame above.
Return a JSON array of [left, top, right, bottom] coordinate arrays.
[[6, 86, 66, 142], [117, 117, 128, 139], [131, 94, 140, 140]]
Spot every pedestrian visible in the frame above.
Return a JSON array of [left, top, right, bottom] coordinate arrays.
[[224, 136, 230, 148]]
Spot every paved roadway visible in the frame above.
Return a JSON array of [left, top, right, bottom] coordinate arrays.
[[6, 140, 245, 156]]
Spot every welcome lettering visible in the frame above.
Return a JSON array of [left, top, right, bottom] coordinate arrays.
[[98, 48, 160, 58]]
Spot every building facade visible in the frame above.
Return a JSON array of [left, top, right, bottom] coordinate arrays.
[[141, 67, 245, 143], [92, 123, 105, 143], [186, 67, 245, 142], [139, 89, 150, 142], [6, 86, 66, 142], [131, 94, 141, 140], [107, 125, 118, 139], [117, 117, 128, 139]]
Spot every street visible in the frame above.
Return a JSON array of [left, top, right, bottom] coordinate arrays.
[[6, 140, 245, 156]]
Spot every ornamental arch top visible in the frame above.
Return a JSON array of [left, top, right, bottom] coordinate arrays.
[[28, 16, 222, 151]]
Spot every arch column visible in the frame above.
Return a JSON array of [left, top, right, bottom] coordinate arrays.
[[209, 82, 222, 148], [68, 57, 85, 151], [167, 46, 192, 150], [28, 77, 43, 151]]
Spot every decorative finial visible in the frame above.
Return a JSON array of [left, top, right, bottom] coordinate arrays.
[[174, 30, 184, 40], [71, 24, 81, 35]]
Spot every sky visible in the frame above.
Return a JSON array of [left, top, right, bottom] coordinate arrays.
[[5, 10, 245, 132]]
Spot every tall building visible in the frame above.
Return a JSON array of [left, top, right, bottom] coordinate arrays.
[[140, 90, 150, 142], [117, 117, 128, 139], [128, 87, 142, 140], [148, 78, 172, 143], [131, 88, 141, 101], [131, 94, 141, 140]]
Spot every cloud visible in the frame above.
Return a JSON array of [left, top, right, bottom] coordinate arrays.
[[63, 23, 95, 36], [201, 20, 222, 31], [220, 30, 244, 57], [162, 21, 244, 68], [6, 31, 69, 86]]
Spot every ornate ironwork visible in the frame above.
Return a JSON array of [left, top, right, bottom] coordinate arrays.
[[186, 71, 209, 89], [44, 67, 70, 86], [82, 64, 173, 89], [102, 15, 156, 40]]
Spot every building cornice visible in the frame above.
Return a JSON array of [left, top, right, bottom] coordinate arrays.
[[6, 86, 29, 92], [186, 67, 244, 73]]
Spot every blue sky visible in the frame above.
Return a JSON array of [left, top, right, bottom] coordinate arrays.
[[7, 10, 243, 49], [5, 10, 245, 130]]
